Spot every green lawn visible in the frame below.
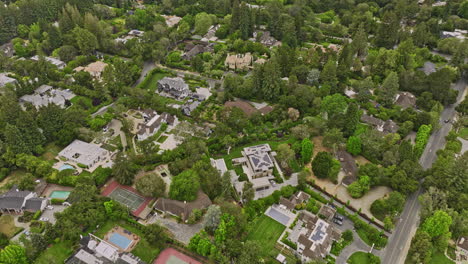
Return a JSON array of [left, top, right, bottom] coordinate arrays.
[[348, 251, 380, 264], [429, 251, 455, 264], [137, 69, 172, 92], [246, 215, 286, 256], [0, 169, 29, 192], [459, 127, 468, 140], [157, 135, 168, 143], [356, 229, 373, 247], [0, 215, 23, 238], [94, 220, 161, 263], [35, 240, 75, 264]]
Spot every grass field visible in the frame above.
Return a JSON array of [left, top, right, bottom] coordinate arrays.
[[35, 240, 75, 264], [0, 169, 28, 192], [429, 251, 455, 264], [246, 215, 286, 256], [137, 69, 171, 92], [0, 215, 23, 238], [348, 251, 380, 264], [459, 127, 468, 140], [95, 220, 161, 263]]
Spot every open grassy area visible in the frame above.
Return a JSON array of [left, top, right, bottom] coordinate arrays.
[[0, 215, 23, 238], [35, 240, 75, 264], [137, 68, 173, 92], [94, 220, 161, 263], [0, 169, 28, 192], [246, 215, 286, 256], [157, 135, 168, 143], [348, 251, 380, 264], [429, 251, 455, 264], [459, 127, 468, 140]]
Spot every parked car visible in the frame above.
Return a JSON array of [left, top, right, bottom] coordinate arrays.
[[334, 214, 344, 221], [46, 205, 54, 210], [333, 218, 343, 225], [39, 217, 49, 222]]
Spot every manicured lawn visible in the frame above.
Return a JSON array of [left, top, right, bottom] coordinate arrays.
[[246, 215, 286, 256], [459, 127, 468, 140], [348, 251, 380, 264], [35, 240, 75, 264], [0, 215, 23, 238], [94, 220, 161, 263], [356, 229, 373, 247], [429, 251, 455, 264], [137, 69, 172, 92]]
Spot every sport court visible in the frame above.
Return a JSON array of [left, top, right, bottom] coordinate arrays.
[[154, 248, 202, 264], [108, 188, 145, 211]]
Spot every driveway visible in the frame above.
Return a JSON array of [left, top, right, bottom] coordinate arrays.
[[40, 205, 67, 225], [255, 173, 298, 200], [145, 214, 203, 245]]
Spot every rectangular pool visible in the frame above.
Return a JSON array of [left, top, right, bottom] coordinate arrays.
[[108, 233, 132, 250], [49, 191, 71, 199]]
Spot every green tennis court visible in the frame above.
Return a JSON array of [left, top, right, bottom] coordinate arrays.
[[108, 188, 145, 211]]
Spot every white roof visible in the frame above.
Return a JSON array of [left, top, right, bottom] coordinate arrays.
[[58, 140, 108, 167], [74, 249, 103, 264], [95, 240, 119, 261], [0, 73, 17, 87], [19, 85, 75, 109], [31, 55, 66, 68]]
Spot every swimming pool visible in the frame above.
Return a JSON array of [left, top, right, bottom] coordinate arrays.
[[50, 191, 71, 199], [58, 164, 75, 171], [108, 233, 132, 250]]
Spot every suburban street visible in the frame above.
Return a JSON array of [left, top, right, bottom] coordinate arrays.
[[381, 78, 467, 264]]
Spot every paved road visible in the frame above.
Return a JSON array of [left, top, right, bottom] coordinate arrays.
[[133, 61, 157, 87], [381, 78, 467, 264]]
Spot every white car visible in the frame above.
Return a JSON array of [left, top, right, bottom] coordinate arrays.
[[39, 217, 49, 222], [46, 205, 54, 210]]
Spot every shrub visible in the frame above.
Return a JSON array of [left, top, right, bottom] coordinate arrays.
[[414, 124, 432, 157], [32, 210, 42, 220], [51, 198, 65, 205]]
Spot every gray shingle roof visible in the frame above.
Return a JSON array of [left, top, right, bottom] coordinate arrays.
[[24, 198, 45, 211]]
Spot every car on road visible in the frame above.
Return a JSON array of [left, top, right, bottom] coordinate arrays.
[[39, 217, 49, 222], [333, 218, 343, 225], [334, 214, 344, 221], [444, 119, 450, 123]]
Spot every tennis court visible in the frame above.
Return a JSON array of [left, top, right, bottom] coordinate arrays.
[[108, 187, 145, 211]]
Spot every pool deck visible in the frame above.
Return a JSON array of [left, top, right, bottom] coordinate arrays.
[[41, 184, 74, 198], [104, 226, 140, 252]]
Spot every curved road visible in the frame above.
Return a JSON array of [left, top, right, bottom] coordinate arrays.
[[381, 78, 467, 264]]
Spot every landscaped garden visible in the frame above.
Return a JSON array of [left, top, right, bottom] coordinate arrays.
[[0, 215, 23, 238], [246, 215, 286, 256], [34, 240, 75, 264]]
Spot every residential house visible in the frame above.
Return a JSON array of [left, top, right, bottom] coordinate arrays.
[[421, 61, 437, 75], [395, 92, 416, 109], [19, 84, 75, 109], [66, 234, 144, 264], [361, 114, 399, 134], [157, 77, 189, 100], [162, 15, 182, 27], [252, 30, 281, 47], [154, 191, 212, 222], [136, 110, 177, 141], [440, 29, 467, 40], [232, 144, 278, 192], [224, 100, 273, 117], [201, 24, 220, 42], [182, 43, 214, 60], [58, 140, 112, 172], [31, 55, 66, 69], [318, 204, 337, 221], [115, 30, 144, 44], [295, 211, 341, 262], [456, 237, 468, 263], [279, 191, 311, 211], [224, 53, 253, 70], [0, 73, 17, 90], [0, 42, 14, 57], [74, 61, 108, 80], [210, 158, 228, 175], [182, 101, 200, 116], [0, 185, 47, 214], [336, 150, 358, 186]]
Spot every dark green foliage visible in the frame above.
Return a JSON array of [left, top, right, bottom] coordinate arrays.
[[312, 152, 340, 182], [169, 170, 200, 202]]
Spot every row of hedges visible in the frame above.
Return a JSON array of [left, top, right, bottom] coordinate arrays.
[[414, 124, 432, 158]]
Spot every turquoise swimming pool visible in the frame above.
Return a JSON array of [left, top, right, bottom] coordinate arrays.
[[50, 191, 71, 199], [108, 233, 132, 250], [58, 164, 75, 171]]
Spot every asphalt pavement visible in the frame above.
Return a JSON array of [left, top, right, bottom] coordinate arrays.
[[381, 78, 467, 264]]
